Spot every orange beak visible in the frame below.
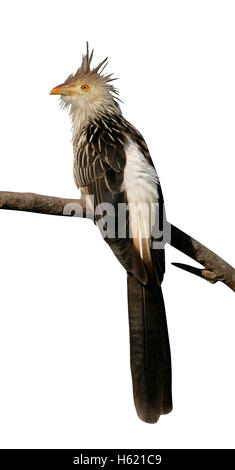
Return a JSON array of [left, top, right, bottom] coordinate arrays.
[[50, 83, 76, 96]]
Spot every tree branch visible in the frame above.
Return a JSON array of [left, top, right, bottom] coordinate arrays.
[[0, 191, 88, 217], [170, 221, 235, 291], [170, 224, 235, 291], [0, 191, 234, 291]]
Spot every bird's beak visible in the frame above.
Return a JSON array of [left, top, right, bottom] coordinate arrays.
[[50, 83, 76, 96]]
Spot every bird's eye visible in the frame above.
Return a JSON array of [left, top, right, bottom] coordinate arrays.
[[81, 84, 89, 91]]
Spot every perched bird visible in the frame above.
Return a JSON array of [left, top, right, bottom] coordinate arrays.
[[50, 43, 172, 423]]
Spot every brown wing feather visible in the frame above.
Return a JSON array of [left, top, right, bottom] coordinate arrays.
[[74, 115, 172, 423], [74, 118, 148, 285]]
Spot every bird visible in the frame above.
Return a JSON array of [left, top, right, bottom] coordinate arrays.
[[50, 43, 172, 423]]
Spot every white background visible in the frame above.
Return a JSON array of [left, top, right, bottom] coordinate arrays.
[[0, 0, 234, 449]]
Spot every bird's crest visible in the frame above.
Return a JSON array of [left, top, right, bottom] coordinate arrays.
[[56, 42, 121, 126], [72, 42, 116, 85]]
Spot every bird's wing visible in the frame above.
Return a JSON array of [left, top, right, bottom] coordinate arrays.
[[74, 120, 125, 192], [73, 118, 148, 285], [74, 117, 171, 422]]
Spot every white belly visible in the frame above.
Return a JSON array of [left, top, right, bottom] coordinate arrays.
[[123, 137, 159, 244]]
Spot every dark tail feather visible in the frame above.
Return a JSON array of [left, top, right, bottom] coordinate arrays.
[[127, 274, 172, 423]]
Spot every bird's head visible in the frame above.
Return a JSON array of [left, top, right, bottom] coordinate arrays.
[[50, 43, 120, 123]]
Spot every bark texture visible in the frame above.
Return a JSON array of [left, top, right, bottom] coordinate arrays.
[[0, 191, 234, 291]]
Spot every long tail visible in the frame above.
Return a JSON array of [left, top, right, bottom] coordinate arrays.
[[127, 273, 172, 423]]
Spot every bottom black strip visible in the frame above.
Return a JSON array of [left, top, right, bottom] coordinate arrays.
[[0, 449, 234, 468]]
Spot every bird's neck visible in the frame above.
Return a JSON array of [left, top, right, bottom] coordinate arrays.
[[70, 100, 121, 150], [70, 103, 94, 144]]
